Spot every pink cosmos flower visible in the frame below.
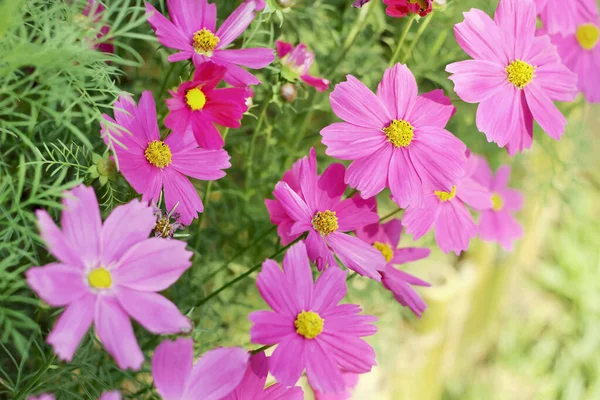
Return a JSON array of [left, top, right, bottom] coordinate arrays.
[[101, 91, 231, 225], [223, 352, 304, 400], [165, 62, 249, 149], [26, 185, 192, 370], [28, 392, 120, 400], [247, 0, 266, 11], [77, 0, 114, 53], [542, 13, 600, 103], [446, 0, 579, 156], [249, 242, 378, 393], [313, 372, 359, 400], [152, 338, 249, 400], [535, 0, 598, 35], [145, 0, 274, 87], [470, 155, 524, 251], [384, 0, 433, 17], [402, 154, 493, 255], [356, 218, 431, 317], [276, 40, 330, 92], [265, 148, 386, 280], [321, 63, 465, 208]]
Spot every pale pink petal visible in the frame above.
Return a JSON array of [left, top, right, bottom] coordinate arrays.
[[116, 289, 191, 334], [406, 89, 456, 129], [27, 394, 55, 400], [306, 230, 337, 271], [146, 3, 192, 52], [249, 310, 295, 344], [317, 334, 376, 375], [326, 232, 385, 281], [269, 335, 306, 388], [388, 148, 423, 209], [152, 338, 193, 400], [311, 263, 347, 313], [169, 147, 231, 181], [162, 167, 204, 225], [499, 188, 524, 211], [263, 384, 304, 400], [167, 0, 216, 36], [100, 199, 156, 266], [494, 0, 536, 59], [382, 267, 429, 317], [479, 210, 523, 251], [98, 391, 121, 400], [35, 210, 81, 268], [216, 2, 256, 48], [469, 154, 493, 187], [26, 264, 87, 307], [446, 60, 509, 103], [332, 198, 379, 232], [330, 75, 391, 129], [456, 178, 493, 210], [316, 163, 347, 210], [382, 219, 402, 247], [321, 122, 387, 160], [113, 237, 192, 292], [392, 247, 431, 264], [61, 185, 102, 266], [345, 145, 393, 199], [454, 8, 509, 64], [376, 63, 417, 120], [223, 352, 268, 400], [492, 165, 511, 190], [213, 48, 274, 69], [305, 341, 345, 394], [138, 91, 161, 142], [402, 194, 440, 240], [220, 62, 262, 86], [320, 305, 377, 337], [282, 242, 313, 311], [183, 347, 249, 400], [535, 63, 578, 102], [434, 201, 477, 255], [169, 50, 194, 62], [475, 85, 524, 147], [256, 259, 300, 317], [273, 182, 313, 223], [524, 82, 567, 140], [505, 91, 534, 156], [298, 148, 319, 213], [47, 293, 95, 362]]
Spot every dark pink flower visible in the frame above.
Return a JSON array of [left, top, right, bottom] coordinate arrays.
[[384, 0, 433, 18], [145, 0, 274, 86], [165, 62, 249, 149], [79, 0, 114, 53], [265, 148, 386, 280], [276, 40, 330, 92], [249, 242, 377, 393]]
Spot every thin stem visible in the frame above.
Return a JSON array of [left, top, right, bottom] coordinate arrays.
[[246, 99, 270, 185], [251, 344, 274, 354], [194, 180, 213, 249], [157, 62, 177, 100], [402, 14, 433, 63], [196, 234, 306, 308], [379, 207, 402, 222], [388, 14, 416, 67]]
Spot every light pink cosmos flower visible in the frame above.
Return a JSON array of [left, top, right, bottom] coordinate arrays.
[[28, 391, 120, 400], [446, 0, 579, 156], [402, 154, 493, 255], [165, 62, 249, 149], [152, 338, 249, 400], [249, 242, 378, 394], [321, 64, 465, 208], [265, 148, 386, 280], [356, 217, 431, 317], [223, 352, 304, 400], [26, 186, 192, 370], [470, 155, 524, 252], [145, 0, 274, 87], [276, 40, 330, 92], [77, 0, 114, 53], [542, 12, 600, 103], [101, 91, 231, 225], [313, 372, 359, 400], [535, 0, 598, 35]]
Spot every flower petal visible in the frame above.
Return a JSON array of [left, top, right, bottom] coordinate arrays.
[[446, 60, 509, 103], [330, 75, 391, 129], [326, 232, 386, 281], [434, 201, 477, 255], [345, 145, 393, 199], [304, 341, 345, 394], [494, 0, 536, 59], [216, 2, 256, 48], [146, 3, 192, 52], [162, 168, 204, 225], [213, 48, 274, 69], [273, 182, 312, 224], [524, 82, 567, 140], [388, 148, 423, 209], [47, 293, 95, 362], [317, 334, 376, 374], [376, 63, 417, 120], [321, 122, 387, 160], [152, 338, 193, 400], [35, 210, 82, 268], [269, 334, 306, 388], [249, 310, 295, 344], [406, 89, 456, 129], [454, 8, 509, 64], [282, 242, 313, 311], [26, 264, 87, 307], [256, 259, 299, 317], [169, 147, 231, 181], [167, 0, 216, 36]]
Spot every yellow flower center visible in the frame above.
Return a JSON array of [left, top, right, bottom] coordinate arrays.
[[294, 310, 324, 339], [185, 88, 207, 111], [435, 185, 457, 202], [88, 267, 112, 289], [383, 119, 414, 148], [192, 28, 220, 56], [491, 193, 504, 211], [506, 60, 535, 89], [154, 217, 173, 238], [408, 0, 428, 10], [373, 241, 394, 263], [144, 141, 172, 168], [576, 23, 599, 50], [312, 210, 339, 236]]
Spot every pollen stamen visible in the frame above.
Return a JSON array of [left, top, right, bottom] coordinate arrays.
[[312, 210, 339, 235], [145, 141, 172, 168], [506, 60, 535, 89], [154, 217, 173, 238], [435, 186, 457, 202], [192, 28, 220, 56], [373, 241, 394, 263], [88, 267, 112, 289], [576, 23, 599, 50], [185, 88, 207, 111], [491, 193, 504, 211], [295, 310, 324, 339], [383, 119, 414, 148]]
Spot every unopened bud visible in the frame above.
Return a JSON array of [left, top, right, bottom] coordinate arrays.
[[281, 82, 297, 103]]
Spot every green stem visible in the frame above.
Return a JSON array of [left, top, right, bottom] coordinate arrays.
[[194, 180, 213, 249], [388, 14, 416, 67], [246, 99, 270, 185], [402, 14, 433, 63], [158, 62, 177, 100], [196, 234, 306, 307], [379, 207, 402, 222], [251, 344, 274, 354]]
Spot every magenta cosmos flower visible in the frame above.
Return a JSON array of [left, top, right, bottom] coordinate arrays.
[[402, 154, 493, 255], [146, 0, 274, 87], [249, 242, 377, 393], [76, 0, 114, 53], [352, 0, 432, 17], [165, 62, 249, 149], [276, 40, 330, 92], [223, 352, 304, 400], [542, 12, 600, 103], [265, 148, 386, 280], [470, 155, 524, 251], [321, 63, 465, 208], [101, 91, 231, 225], [535, 0, 598, 35], [26, 186, 192, 370], [356, 218, 431, 317], [446, 0, 578, 156], [152, 338, 249, 400], [28, 392, 120, 400], [313, 373, 359, 400]]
